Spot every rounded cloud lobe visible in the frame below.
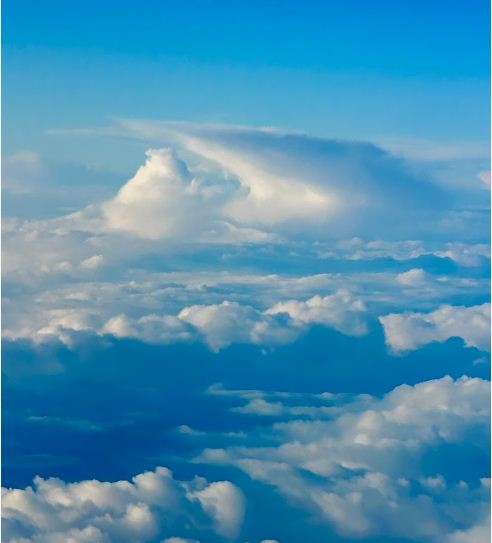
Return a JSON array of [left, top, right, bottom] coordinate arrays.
[[380, 303, 491, 353], [2, 467, 245, 543], [102, 148, 250, 242]]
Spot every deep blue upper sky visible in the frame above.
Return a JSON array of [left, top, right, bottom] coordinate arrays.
[[4, 0, 490, 76]]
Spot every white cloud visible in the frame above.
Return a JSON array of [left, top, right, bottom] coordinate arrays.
[[188, 481, 245, 538], [102, 148, 246, 241], [320, 238, 490, 267], [162, 538, 200, 543], [446, 514, 491, 543], [102, 313, 194, 345], [396, 268, 427, 286], [478, 170, 491, 190], [4, 290, 368, 352], [80, 254, 104, 269], [1, 467, 245, 543], [435, 242, 490, 267], [266, 289, 368, 337], [197, 376, 491, 541], [119, 290, 367, 351], [112, 120, 450, 239], [379, 303, 491, 353]]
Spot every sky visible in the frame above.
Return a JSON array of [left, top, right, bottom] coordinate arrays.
[[1, 2, 491, 543]]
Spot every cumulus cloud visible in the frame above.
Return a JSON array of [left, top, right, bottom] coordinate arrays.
[[197, 376, 491, 541], [380, 303, 491, 353], [266, 289, 368, 336], [446, 515, 491, 543], [111, 120, 452, 239], [102, 148, 263, 242], [3, 290, 368, 352], [14, 121, 470, 253], [396, 268, 427, 286], [188, 481, 245, 538], [1, 467, 245, 543]]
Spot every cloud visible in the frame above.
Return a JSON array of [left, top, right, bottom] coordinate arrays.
[[80, 254, 104, 270], [478, 170, 491, 190], [380, 303, 490, 353], [265, 289, 368, 336], [196, 375, 491, 541], [162, 538, 199, 543], [111, 120, 451, 239], [1, 467, 245, 543], [396, 268, 427, 286], [435, 242, 490, 267], [320, 238, 490, 266], [102, 148, 265, 243], [3, 290, 368, 352], [188, 481, 245, 538], [446, 515, 491, 543], [10, 121, 467, 253]]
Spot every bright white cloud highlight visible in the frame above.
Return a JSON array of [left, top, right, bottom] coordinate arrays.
[[103, 148, 252, 241], [380, 303, 490, 353]]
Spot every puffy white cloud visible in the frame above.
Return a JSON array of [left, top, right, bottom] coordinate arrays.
[[110, 291, 367, 351], [379, 303, 490, 353], [107, 120, 460, 242], [178, 301, 301, 351], [266, 289, 368, 336], [197, 376, 491, 540], [188, 481, 245, 538], [4, 290, 368, 352], [28, 120, 475, 246], [435, 242, 490, 267], [102, 313, 194, 345], [446, 514, 491, 543], [80, 254, 104, 270], [396, 268, 427, 286], [1, 467, 245, 543], [102, 148, 253, 242]]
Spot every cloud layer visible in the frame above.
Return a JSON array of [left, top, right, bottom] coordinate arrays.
[[198, 375, 491, 541], [2, 467, 245, 543], [2, 121, 490, 543]]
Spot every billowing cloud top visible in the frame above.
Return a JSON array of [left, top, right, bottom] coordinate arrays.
[[93, 121, 453, 241]]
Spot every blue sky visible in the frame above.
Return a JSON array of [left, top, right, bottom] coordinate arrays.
[[3, 0, 490, 166], [2, 2, 491, 543]]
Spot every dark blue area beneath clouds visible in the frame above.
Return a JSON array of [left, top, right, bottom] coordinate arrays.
[[3, 326, 489, 490]]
